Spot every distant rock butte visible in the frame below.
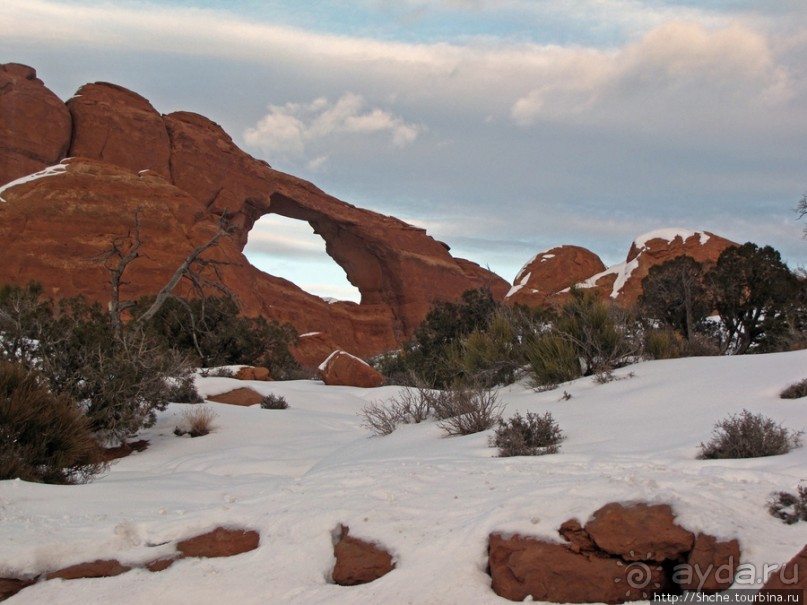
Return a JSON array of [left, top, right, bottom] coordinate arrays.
[[509, 229, 737, 309], [0, 64, 508, 365]]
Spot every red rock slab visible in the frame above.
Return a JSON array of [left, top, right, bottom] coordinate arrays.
[[176, 527, 260, 559], [585, 502, 695, 562], [332, 526, 395, 586], [0, 577, 35, 601], [319, 350, 384, 388], [489, 533, 668, 603], [207, 387, 264, 406], [679, 533, 740, 592], [0, 63, 71, 186], [234, 366, 272, 381], [46, 559, 131, 581]]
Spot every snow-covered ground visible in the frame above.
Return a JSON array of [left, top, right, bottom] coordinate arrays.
[[2, 351, 807, 604]]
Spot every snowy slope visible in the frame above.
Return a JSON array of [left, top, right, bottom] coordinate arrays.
[[2, 351, 807, 604]]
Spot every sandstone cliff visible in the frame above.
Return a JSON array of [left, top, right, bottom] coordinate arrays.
[[0, 64, 508, 364]]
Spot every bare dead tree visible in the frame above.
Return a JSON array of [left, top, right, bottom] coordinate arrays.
[[99, 208, 235, 332]]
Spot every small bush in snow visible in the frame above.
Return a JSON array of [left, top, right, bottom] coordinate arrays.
[[166, 375, 203, 403], [203, 367, 235, 378], [174, 405, 218, 438], [698, 410, 803, 460], [359, 386, 437, 436], [0, 361, 105, 484], [768, 485, 807, 525], [780, 378, 807, 399], [260, 393, 289, 410], [434, 383, 503, 436], [491, 412, 564, 457]]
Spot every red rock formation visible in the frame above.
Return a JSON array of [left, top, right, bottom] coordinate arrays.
[[332, 525, 396, 586], [207, 387, 265, 406], [578, 229, 737, 306], [234, 366, 272, 381], [491, 502, 741, 603], [67, 82, 172, 179], [489, 533, 669, 603], [585, 502, 695, 562], [0, 64, 71, 186], [46, 559, 131, 581], [319, 350, 385, 388], [176, 527, 260, 558], [679, 534, 740, 592], [506, 245, 606, 307], [0, 63, 509, 363]]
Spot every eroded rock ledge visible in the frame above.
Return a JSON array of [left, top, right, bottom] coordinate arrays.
[[489, 502, 741, 603]]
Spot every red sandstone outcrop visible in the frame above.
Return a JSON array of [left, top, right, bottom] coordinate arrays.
[[319, 350, 385, 388], [506, 245, 606, 307], [0, 64, 71, 186], [234, 366, 272, 381], [489, 502, 741, 603], [585, 502, 695, 562], [176, 527, 260, 558], [680, 533, 740, 592], [207, 387, 265, 406], [67, 82, 172, 179], [332, 525, 396, 586], [0, 63, 508, 363], [577, 229, 737, 306], [489, 533, 669, 603]]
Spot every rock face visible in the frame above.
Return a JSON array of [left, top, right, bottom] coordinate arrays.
[[0, 63, 509, 363], [207, 387, 265, 406], [234, 366, 272, 381], [0, 64, 71, 186], [489, 501, 741, 603], [176, 527, 260, 558], [585, 502, 695, 562], [319, 350, 385, 388], [513, 229, 737, 309], [332, 525, 395, 586], [67, 82, 172, 179], [577, 229, 737, 306], [489, 534, 669, 603], [506, 245, 606, 307], [680, 533, 740, 593]]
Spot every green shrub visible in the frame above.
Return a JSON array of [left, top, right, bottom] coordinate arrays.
[[491, 411, 564, 457], [698, 410, 803, 459], [138, 295, 300, 378], [524, 331, 582, 389], [0, 362, 105, 484], [780, 378, 807, 399], [165, 375, 203, 403], [645, 328, 687, 360], [260, 393, 289, 410], [768, 485, 807, 524]]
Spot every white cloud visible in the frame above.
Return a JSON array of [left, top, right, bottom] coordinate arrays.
[[511, 21, 794, 127], [243, 93, 423, 159]]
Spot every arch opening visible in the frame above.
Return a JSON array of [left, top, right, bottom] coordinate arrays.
[[243, 213, 361, 303]]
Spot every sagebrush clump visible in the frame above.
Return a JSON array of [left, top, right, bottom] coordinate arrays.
[[780, 379, 807, 399], [174, 405, 218, 438], [260, 393, 289, 410], [0, 361, 105, 484], [768, 485, 807, 524], [698, 410, 803, 459], [433, 384, 503, 436], [491, 411, 564, 457]]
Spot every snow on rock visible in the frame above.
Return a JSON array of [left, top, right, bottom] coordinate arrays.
[[318, 350, 384, 388], [2, 350, 807, 604], [0, 162, 67, 203]]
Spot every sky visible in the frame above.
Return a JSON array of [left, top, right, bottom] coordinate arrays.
[[3, 0, 807, 302]]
